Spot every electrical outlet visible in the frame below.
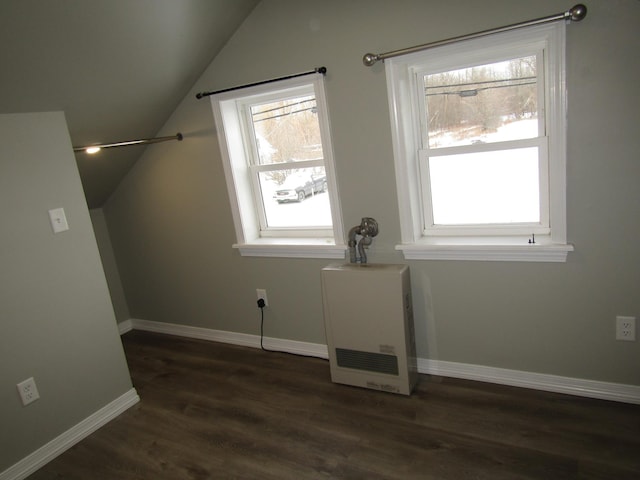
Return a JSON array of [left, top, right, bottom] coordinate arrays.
[[17, 377, 40, 406], [616, 316, 636, 341], [256, 289, 268, 307]]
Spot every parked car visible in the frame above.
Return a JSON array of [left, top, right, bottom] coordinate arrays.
[[273, 173, 327, 203]]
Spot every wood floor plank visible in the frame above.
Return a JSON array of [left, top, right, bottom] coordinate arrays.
[[27, 331, 640, 479]]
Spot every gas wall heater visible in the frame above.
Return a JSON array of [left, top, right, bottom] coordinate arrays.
[[321, 264, 418, 395]]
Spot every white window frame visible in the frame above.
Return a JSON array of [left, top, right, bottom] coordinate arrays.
[[386, 22, 573, 262], [211, 73, 345, 258]]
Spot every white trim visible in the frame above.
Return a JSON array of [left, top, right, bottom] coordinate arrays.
[[261, 336, 329, 358], [129, 318, 329, 358], [420, 138, 550, 235], [210, 73, 345, 257], [418, 358, 640, 405], [385, 22, 570, 260], [397, 241, 573, 262], [0, 389, 139, 480], [117, 319, 133, 335], [234, 241, 346, 259], [126, 319, 639, 404]]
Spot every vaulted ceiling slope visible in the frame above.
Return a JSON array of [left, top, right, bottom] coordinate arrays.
[[0, 0, 259, 209]]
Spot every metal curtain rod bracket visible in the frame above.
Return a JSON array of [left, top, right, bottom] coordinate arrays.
[[73, 133, 183, 153], [362, 4, 587, 66], [195, 66, 327, 99]]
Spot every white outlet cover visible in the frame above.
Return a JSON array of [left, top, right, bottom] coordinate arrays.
[[616, 316, 636, 341], [256, 289, 268, 306], [17, 377, 40, 406]]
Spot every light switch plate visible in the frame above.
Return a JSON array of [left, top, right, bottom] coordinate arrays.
[[48, 208, 69, 233]]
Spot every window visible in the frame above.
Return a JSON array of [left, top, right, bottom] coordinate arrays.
[[211, 73, 345, 258], [386, 23, 572, 261]]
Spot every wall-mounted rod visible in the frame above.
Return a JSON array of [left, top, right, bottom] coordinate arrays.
[[195, 67, 327, 99], [73, 133, 183, 153], [362, 4, 587, 66]]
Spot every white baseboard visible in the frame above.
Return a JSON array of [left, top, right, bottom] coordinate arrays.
[[128, 318, 329, 358], [417, 358, 640, 405], [0, 388, 139, 480], [117, 319, 133, 335], [124, 318, 640, 405]]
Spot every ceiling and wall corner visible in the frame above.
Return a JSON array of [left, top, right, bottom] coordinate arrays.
[[0, 0, 260, 209]]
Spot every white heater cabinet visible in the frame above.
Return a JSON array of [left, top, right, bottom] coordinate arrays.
[[321, 264, 418, 395]]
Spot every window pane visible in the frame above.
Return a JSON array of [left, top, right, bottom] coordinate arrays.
[[424, 56, 538, 148], [258, 167, 332, 228], [429, 147, 540, 225], [250, 95, 323, 165]]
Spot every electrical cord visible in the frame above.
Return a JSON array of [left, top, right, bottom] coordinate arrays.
[[257, 299, 326, 360], [257, 299, 267, 351]]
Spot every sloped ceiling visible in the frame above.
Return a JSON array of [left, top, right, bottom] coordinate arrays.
[[0, 0, 259, 209]]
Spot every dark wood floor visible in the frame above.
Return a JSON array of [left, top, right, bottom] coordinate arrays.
[[30, 330, 640, 479]]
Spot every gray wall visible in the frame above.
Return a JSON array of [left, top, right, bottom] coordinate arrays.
[[105, 0, 640, 386], [0, 112, 133, 471], [90, 209, 131, 324]]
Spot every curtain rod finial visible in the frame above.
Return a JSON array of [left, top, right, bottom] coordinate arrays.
[[363, 53, 380, 67], [569, 4, 587, 22]]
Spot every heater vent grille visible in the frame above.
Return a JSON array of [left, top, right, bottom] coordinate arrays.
[[336, 348, 399, 376]]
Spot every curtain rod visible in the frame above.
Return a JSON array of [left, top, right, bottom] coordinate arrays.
[[73, 133, 183, 153], [195, 67, 327, 99], [362, 4, 587, 67]]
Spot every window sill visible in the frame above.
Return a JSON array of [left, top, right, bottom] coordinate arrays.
[[233, 238, 347, 259], [396, 237, 573, 262]]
